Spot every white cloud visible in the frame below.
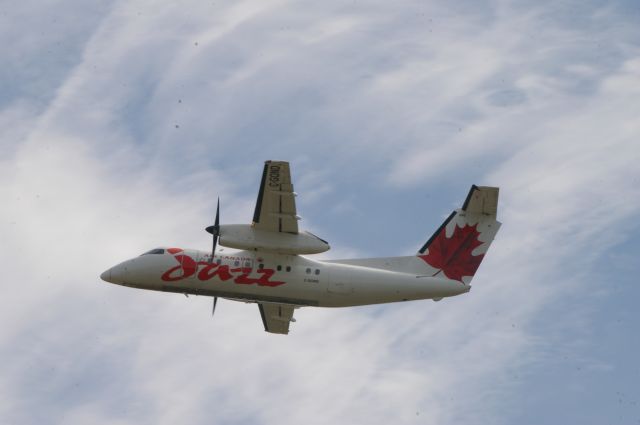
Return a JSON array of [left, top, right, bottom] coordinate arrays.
[[1, 1, 639, 424]]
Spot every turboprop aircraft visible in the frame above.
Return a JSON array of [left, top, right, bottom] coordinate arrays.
[[101, 161, 501, 335]]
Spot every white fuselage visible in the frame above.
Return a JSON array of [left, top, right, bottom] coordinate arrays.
[[102, 249, 470, 307]]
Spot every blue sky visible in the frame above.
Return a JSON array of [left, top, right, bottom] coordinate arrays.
[[1, 0, 639, 424]]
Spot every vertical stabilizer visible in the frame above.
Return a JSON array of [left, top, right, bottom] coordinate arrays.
[[417, 186, 501, 284]]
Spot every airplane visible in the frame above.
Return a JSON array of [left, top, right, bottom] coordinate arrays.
[[101, 161, 501, 335]]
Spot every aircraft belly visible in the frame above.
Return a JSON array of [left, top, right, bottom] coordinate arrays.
[[318, 265, 467, 307]]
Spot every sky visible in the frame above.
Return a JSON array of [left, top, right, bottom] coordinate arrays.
[[1, 0, 639, 424]]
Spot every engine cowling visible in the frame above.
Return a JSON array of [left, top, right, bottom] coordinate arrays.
[[218, 224, 330, 255]]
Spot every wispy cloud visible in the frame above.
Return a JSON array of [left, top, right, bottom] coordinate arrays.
[[1, 0, 639, 424]]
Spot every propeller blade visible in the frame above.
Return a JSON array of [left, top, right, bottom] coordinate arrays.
[[210, 234, 217, 263], [205, 198, 220, 263], [212, 296, 218, 317], [214, 197, 220, 228]]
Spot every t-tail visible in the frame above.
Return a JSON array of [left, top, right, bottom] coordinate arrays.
[[328, 185, 501, 284], [416, 185, 501, 285]]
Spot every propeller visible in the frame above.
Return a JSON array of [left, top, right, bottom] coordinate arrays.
[[205, 198, 220, 264], [205, 198, 221, 318], [212, 296, 218, 317]]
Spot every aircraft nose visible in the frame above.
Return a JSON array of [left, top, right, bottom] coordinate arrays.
[[100, 269, 111, 282], [100, 264, 126, 284]]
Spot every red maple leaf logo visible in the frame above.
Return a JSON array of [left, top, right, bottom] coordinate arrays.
[[418, 223, 485, 282]]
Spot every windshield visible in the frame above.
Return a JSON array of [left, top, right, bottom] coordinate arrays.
[[141, 248, 165, 255]]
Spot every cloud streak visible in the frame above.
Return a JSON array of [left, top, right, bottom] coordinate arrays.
[[1, 0, 639, 424]]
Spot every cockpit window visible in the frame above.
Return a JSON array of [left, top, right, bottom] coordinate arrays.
[[142, 248, 165, 255]]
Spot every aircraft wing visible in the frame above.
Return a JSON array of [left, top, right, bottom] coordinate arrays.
[[258, 303, 296, 335], [252, 161, 299, 234]]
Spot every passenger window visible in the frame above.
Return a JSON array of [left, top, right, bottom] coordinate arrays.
[[277, 265, 282, 271], [315, 269, 320, 275], [286, 266, 291, 272], [306, 268, 311, 274], [244, 261, 250, 267], [258, 263, 264, 270], [234, 260, 240, 267]]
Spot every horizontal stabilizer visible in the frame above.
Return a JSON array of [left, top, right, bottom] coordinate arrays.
[[462, 185, 499, 217]]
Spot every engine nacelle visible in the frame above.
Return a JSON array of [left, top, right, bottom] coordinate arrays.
[[218, 224, 330, 255]]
